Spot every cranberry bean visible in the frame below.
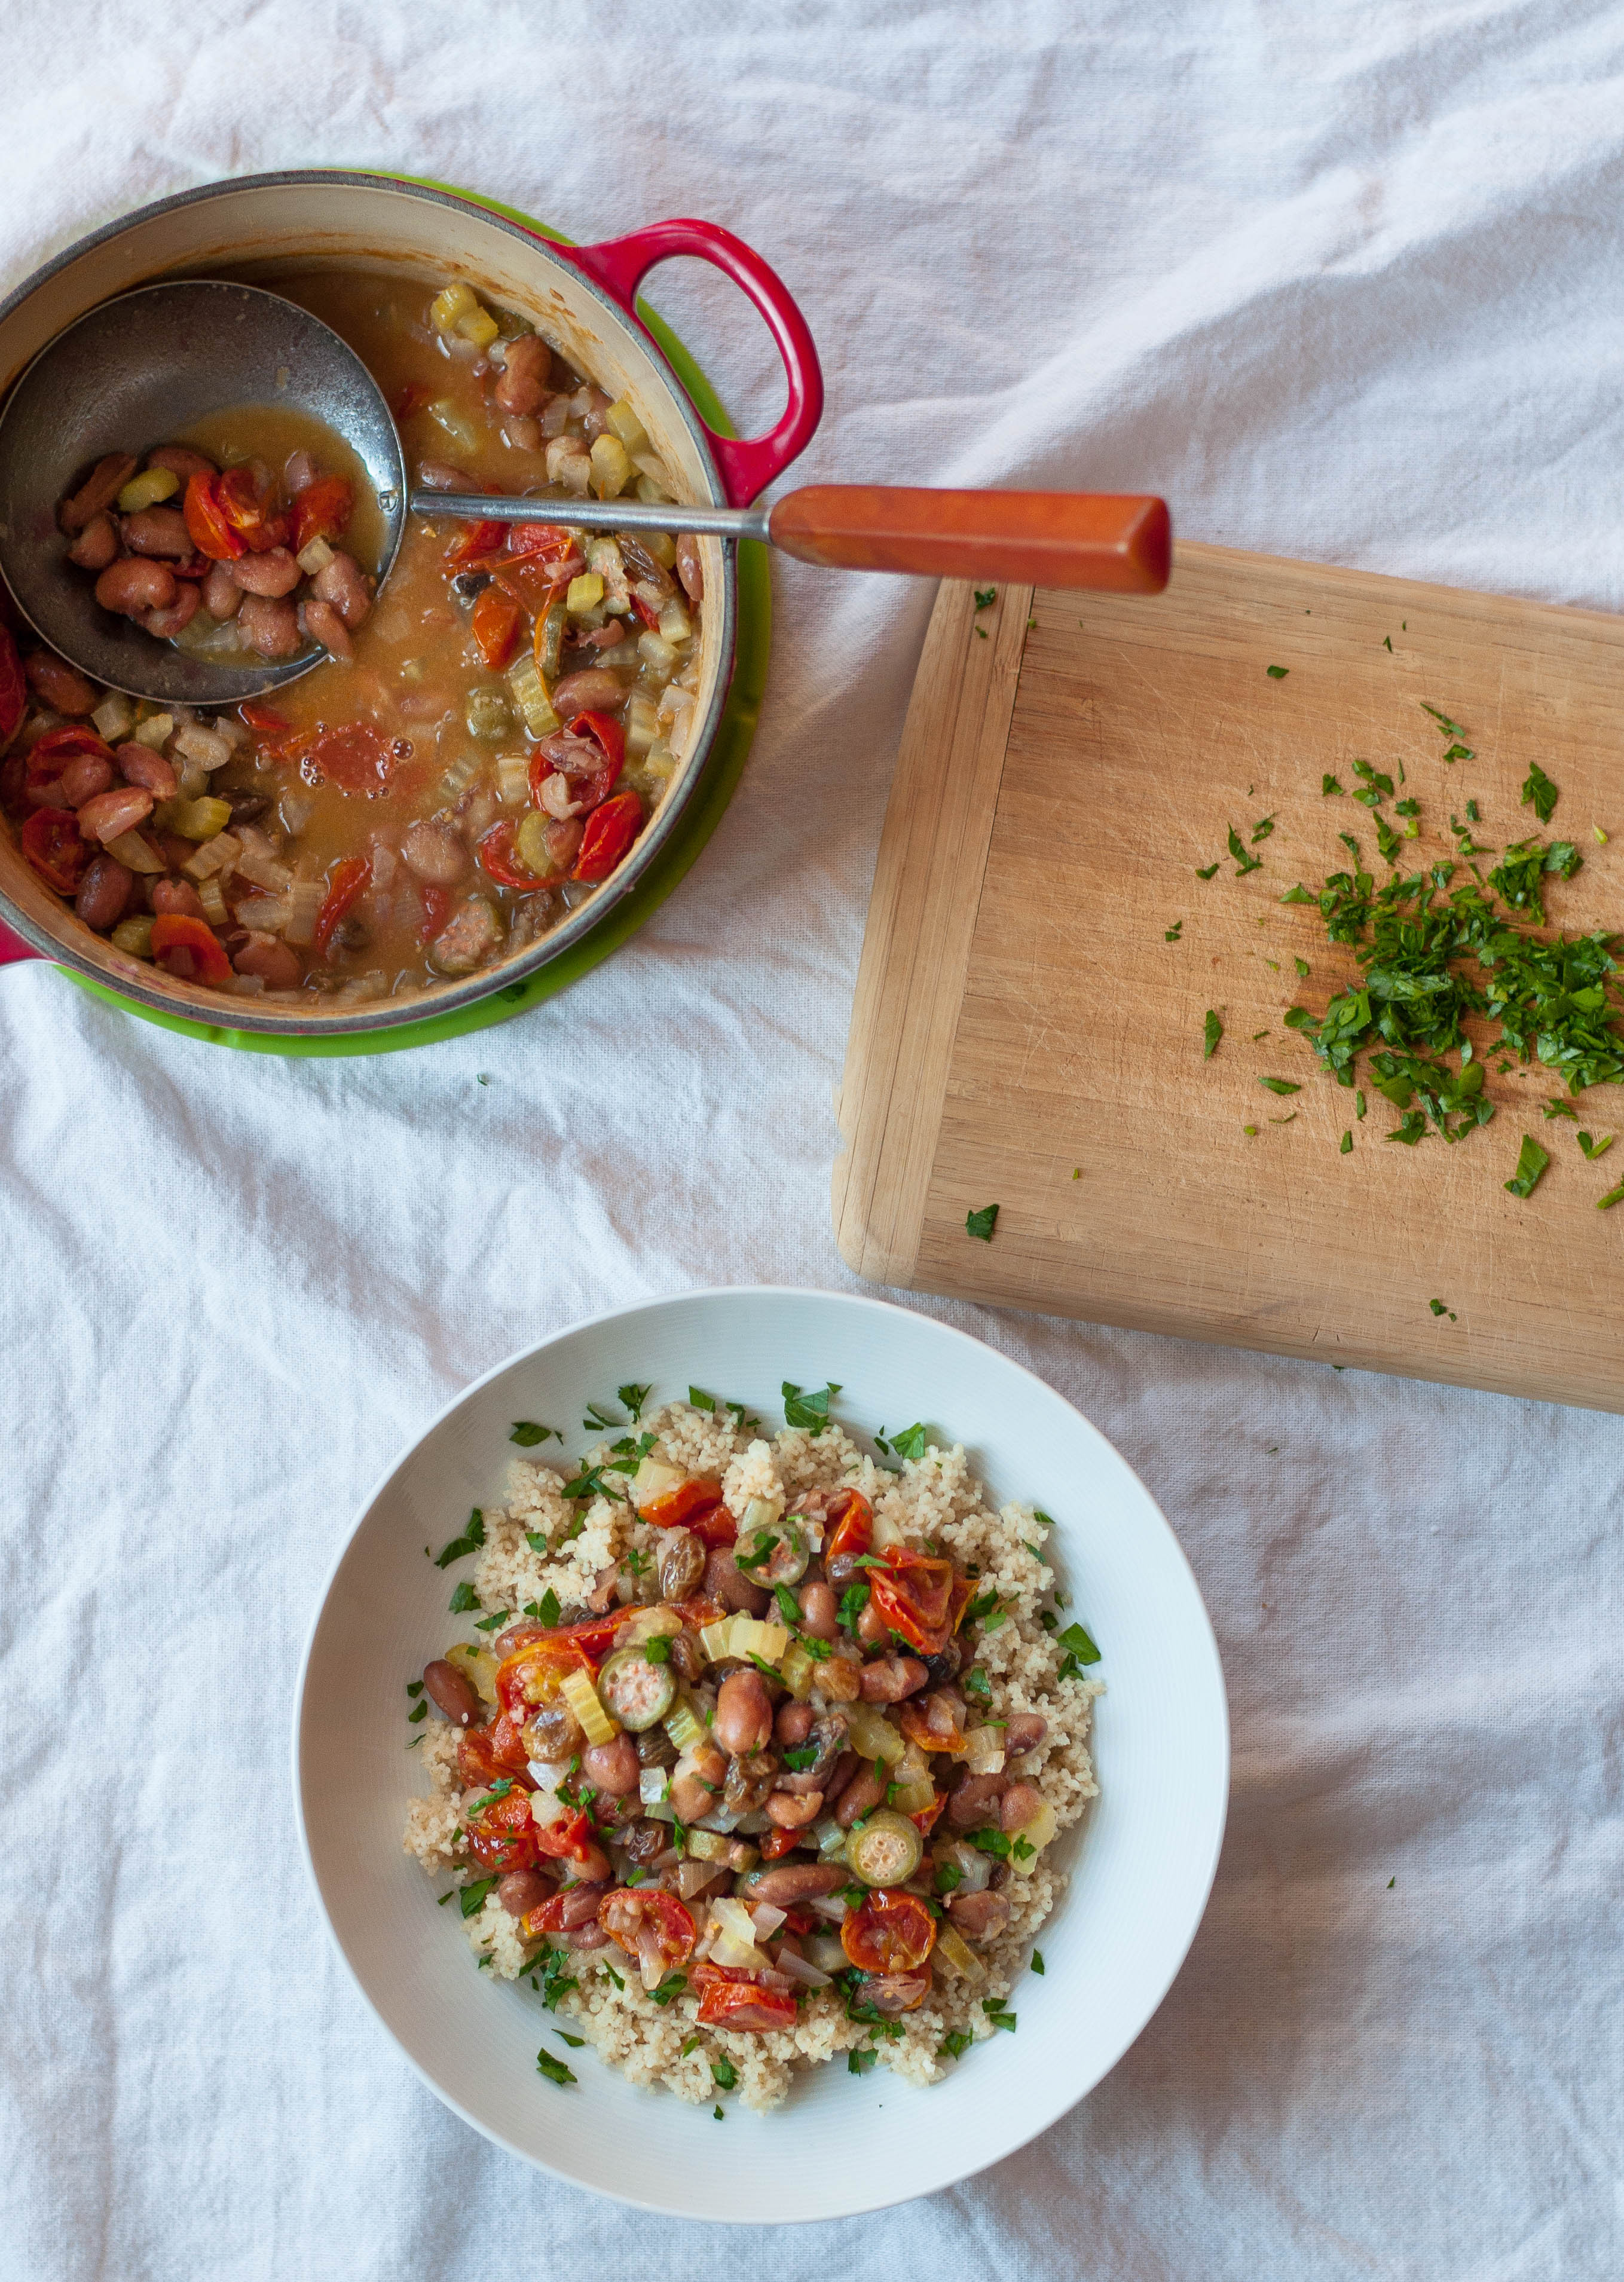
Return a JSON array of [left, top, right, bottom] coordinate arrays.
[[301, 599, 353, 659], [775, 1700, 816, 1749], [563, 1923, 610, 1951], [797, 1580, 838, 1641], [24, 652, 97, 714], [121, 506, 192, 558], [857, 1600, 891, 1649], [668, 1740, 727, 1823], [421, 1659, 480, 1725], [231, 932, 301, 989], [74, 855, 133, 933], [946, 1772, 1007, 1831], [503, 415, 542, 452], [283, 449, 318, 494], [714, 1669, 774, 1758], [144, 584, 200, 639], [116, 744, 178, 799], [581, 1734, 640, 1797], [999, 1780, 1045, 1834], [947, 1888, 1011, 1941], [237, 594, 301, 659], [494, 1620, 551, 1660], [401, 819, 469, 886], [312, 550, 371, 629], [494, 332, 552, 415], [765, 1788, 823, 1828], [833, 1764, 885, 1828], [67, 513, 120, 572], [675, 533, 704, 604], [1002, 1713, 1048, 1757], [415, 460, 470, 491], [60, 452, 137, 534], [820, 1750, 858, 1803], [76, 787, 153, 845], [229, 546, 301, 598], [860, 1656, 928, 1704], [203, 561, 243, 620], [537, 770, 585, 821], [550, 668, 629, 721], [96, 559, 176, 617], [550, 1880, 610, 1931], [540, 816, 583, 873], [497, 1868, 553, 1919], [703, 1545, 770, 1619], [151, 877, 207, 920], [736, 1862, 846, 1907], [146, 444, 217, 484], [61, 754, 114, 807]]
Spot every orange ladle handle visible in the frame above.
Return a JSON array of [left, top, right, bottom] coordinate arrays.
[[767, 486, 1170, 593]]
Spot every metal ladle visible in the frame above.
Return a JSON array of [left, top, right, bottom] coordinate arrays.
[[0, 278, 1170, 709]]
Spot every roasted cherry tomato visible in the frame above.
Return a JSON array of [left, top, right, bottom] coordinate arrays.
[[571, 790, 642, 883], [417, 883, 452, 944], [310, 855, 371, 957], [307, 721, 394, 797], [909, 1792, 947, 1837], [290, 475, 354, 555], [531, 1808, 602, 1868], [690, 1507, 738, 1550], [393, 380, 433, 422], [457, 1723, 536, 1791], [495, 1636, 591, 1719], [840, 1888, 938, 1975], [25, 726, 115, 807], [0, 623, 25, 748], [465, 1785, 538, 1875], [215, 466, 288, 552], [471, 583, 524, 669], [598, 1888, 697, 1975], [868, 1549, 956, 1657], [758, 1827, 802, 1861], [947, 1573, 975, 1635], [238, 701, 292, 736], [526, 741, 616, 817], [20, 807, 88, 894], [148, 913, 233, 985], [629, 591, 660, 630], [898, 1699, 968, 1757], [476, 818, 544, 890], [506, 522, 577, 567], [443, 516, 508, 571], [182, 472, 247, 561], [825, 1488, 874, 1566], [570, 709, 626, 775], [694, 1975, 799, 2033], [637, 1476, 726, 1530]]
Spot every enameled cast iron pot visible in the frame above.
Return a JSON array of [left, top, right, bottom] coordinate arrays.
[[0, 172, 821, 1037]]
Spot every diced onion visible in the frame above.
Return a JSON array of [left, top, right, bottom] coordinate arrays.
[[296, 536, 336, 576], [132, 712, 173, 751], [494, 751, 531, 805], [805, 1893, 850, 1923], [934, 1923, 987, 1981], [965, 1727, 1007, 1777], [657, 596, 692, 645], [698, 1617, 738, 1665], [1010, 1800, 1057, 1874], [235, 849, 293, 893], [887, 1776, 936, 1815], [685, 1827, 732, 1864], [604, 400, 651, 457], [445, 1644, 500, 1707], [631, 1454, 685, 1507], [182, 830, 240, 882], [283, 879, 323, 946], [91, 693, 134, 745], [172, 723, 232, 772], [773, 1948, 833, 1990], [638, 1766, 670, 1810], [589, 434, 633, 500], [749, 1904, 786, 1940], [103, 830, 166, 876], [708, 1897, 771, 1974]]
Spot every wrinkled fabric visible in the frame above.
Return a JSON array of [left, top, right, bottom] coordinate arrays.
[[3, 3, 1622, 2275]]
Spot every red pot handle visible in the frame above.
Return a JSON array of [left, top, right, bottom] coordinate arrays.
[[558, 219, 824, 509], [0, 919, 40, 966]]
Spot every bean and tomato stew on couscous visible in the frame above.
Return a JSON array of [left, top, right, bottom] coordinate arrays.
[[403, 1383, 1103, 2111], [0, 268, 705, 1001]]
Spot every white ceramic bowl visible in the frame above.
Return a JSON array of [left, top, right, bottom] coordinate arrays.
[[295, 1288, 1228, 2222]]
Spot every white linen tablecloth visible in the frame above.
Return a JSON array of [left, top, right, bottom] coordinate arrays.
[[4, 3, 1622, 2272]]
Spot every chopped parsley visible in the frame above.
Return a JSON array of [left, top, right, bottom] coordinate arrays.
[[1165, 920, 1183, 941], [434, 1510, 486, 1568], [525, 1531, 550, 1558], [1429, 1299, 1457, 1320], [458, 1877, 497, 1918], [602, 1961, 625, 1991], [650, 1971, 687, 2008], [407, 1699, 427, 1723], [710, 2055, 738, 2089], [642, 1633, 672, 1664], [935, 1859, 965, 1894], [448, 1580, 479, 1614], [1259, 1078, 1301, 1096], [1203, 1009, 1223, 1060], [509, 1422, 561, 1447], [1251, 814, 1277, 844], [1031, 1950, 1045, 1975], [879, 1421, 929, 1461], [1597, 1177, 1624, 1210], [939, 2029, 973, 2060], [837, 1580, 871, 1630], [472, 1608, 509, 1632], [536, 2048, 577, 2087], [582, 1400, 620, 1433], [1265, 664, 1288, 680], [605, 1431, 657, 1475], [559, 1464, 626, 1504], [1522, 762, 1559, 824], [1340, 1131, 1353, 1154], [537, 1950, 578, 2009], [617, 1382, 652, 1421], [1322, 774, 1344, 796], [1228, 824, 1262, 877], [782, 1379, 842, 1430], [1195, 861, 1221, 879], [1578, 1132, 1614, 1160], [405, 1680, 424, 1698], [537, 1587, 561, 1626], [965, 1204, 999, 1242], [1056, 1620, 1102, 1671], [964, 1665, 992, 1700], [974, 587, 996, 610], [687, 1386, 716, 1412], [983, 2001, 1018, 2032], [1542, 1098, 1579, 1119], [1504, 1134, 1550, 1198]]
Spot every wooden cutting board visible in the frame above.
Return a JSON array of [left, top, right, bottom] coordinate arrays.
[[832, 543, 1624, 1414]]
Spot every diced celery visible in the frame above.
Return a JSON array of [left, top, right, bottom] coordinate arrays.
[[133, 712, 174, 751], [110, 916, 154, 958], [635, 475, 674, 506], [494, 751, 531, 805], [456, 307, 500, 352], [426, 397, 482, 455], [173, 723, 231, 772], [637, 632, 678, 676], [732, 1618, 789, 1666], [934, 1923, 987, 1981], [813, 1817, 848, 1859], [514, 812, 552, 877], [639, 530, 678, 569], [102, 829, 165, 875], [657, 596, 693, 645], [172, 796, 233, 841], [117, 467, 179, 513], [182, 831, 240, 882], [235, 849, 292, 894], [195, 876, 229, 926], [643, 739, 677, 784], [91, 692, 134, 745], [698, 1618, 738, 1665], [624, 693, 660, 758], [233, 892, 291, 933], [465, 687, 512, 740], [604, 400, 651, 457], [283, 879, 323, 946], [560, 1667, 617, 1747], [846, 1702, 907, 1766], [507, 654, 559, 739], [663, 1694, 706, 1752], [430, 280, 480, 333], [686, 1827, 732, 1864], [445, 1643, 500, 1707], [296, 535, 335, 576], [589, 435, 633, 500], [565, 573, 604, 619]]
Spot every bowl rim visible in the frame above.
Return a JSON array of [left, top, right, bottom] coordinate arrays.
[[0, 169, 739, 1036], [292, 1284, 1231, 2219]]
